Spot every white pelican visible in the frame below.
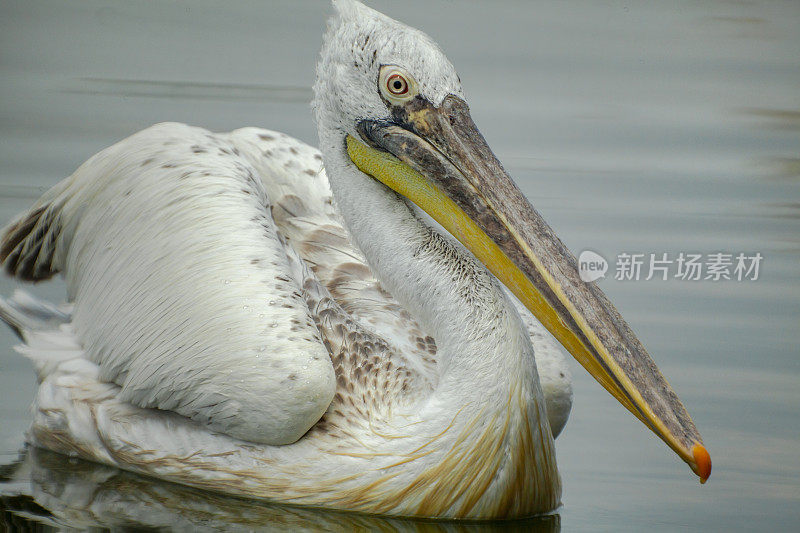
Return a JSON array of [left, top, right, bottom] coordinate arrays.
[[0, 0, 710, 520]]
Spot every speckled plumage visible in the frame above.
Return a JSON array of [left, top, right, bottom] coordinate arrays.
[[0, 0, 573, 519]]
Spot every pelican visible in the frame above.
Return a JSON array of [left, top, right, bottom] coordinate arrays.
[[0, 0, 710, 520]]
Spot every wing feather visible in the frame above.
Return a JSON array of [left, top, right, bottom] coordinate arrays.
[[0, 123, 336, 445], [0, 122, 439, 444], [225, 127, 439, 381]]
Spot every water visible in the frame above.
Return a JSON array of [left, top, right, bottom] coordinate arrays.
[[0, 1, 798, 530]]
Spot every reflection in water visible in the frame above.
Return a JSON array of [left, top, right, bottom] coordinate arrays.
[[0, 448, 560, 532], [62, 77, 313, 103], [771, 157, 800, 180], [766, 202, 800, 220], [0, 185, 50, 201], [740, 108, 800, 131]]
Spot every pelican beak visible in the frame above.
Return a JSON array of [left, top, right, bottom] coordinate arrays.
[[347, 94, 711, 483]]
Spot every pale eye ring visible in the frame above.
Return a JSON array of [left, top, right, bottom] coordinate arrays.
[[379, 66, 416, 102], [386, 73, 409, 95]]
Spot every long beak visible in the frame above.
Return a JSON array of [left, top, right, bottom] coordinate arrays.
[[347, 94, 711, 482]]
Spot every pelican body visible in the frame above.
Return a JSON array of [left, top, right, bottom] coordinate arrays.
[[0, 0, 710, 519]]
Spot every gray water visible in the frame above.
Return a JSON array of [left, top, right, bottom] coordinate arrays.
[[0, 1, 798, 531]]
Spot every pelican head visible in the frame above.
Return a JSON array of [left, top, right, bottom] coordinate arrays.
[[313, 0, 710, 482]]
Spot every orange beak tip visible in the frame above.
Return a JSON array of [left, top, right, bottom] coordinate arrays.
[[692, 443, 712, 483]]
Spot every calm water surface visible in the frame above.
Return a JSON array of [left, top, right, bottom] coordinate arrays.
[[0, 1, 798, 531]]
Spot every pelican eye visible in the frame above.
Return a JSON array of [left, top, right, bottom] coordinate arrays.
[[387, 74, 408, 95], [379, 66, 417, 103]]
